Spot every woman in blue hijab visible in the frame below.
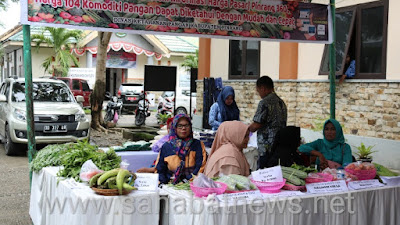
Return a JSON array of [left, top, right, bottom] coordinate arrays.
[[299, 119, 353, 170], [208, 86, 240, 130]]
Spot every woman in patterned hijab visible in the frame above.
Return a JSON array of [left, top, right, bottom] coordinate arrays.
[[156, 114, 207, 184]]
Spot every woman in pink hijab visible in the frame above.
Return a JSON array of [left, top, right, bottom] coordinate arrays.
[[204, 121, 251, 178]]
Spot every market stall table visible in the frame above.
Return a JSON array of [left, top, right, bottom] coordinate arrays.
[[116, 151, 159, 172], [160, 184, 400, 225], [30, 167, 160, 225]]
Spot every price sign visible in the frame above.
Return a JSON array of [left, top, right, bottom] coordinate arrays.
[[306, 180, 348, 194], [134, 173, 159, 191], [216, 190, 263, 203], [348, 179, 384, 190], [251, 166, 283, 182]]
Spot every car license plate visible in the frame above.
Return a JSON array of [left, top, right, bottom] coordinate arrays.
[[127, 97, 137, 101], [43, 125, 67, 133]]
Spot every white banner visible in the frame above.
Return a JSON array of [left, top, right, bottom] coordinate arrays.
[[68, 68, 96, 89]]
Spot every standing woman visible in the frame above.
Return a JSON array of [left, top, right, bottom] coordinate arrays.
[[209, 86, 240, 131], [156, 114, 207, 184]]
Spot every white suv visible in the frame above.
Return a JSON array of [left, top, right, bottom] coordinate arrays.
[[0, 78, 90, 155]]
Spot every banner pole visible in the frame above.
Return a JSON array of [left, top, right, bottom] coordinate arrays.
[[23, 24, 36, 189], [329, 0, 336, 119]]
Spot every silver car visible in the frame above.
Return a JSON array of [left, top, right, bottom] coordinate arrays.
[[0, 77, 90, 155]]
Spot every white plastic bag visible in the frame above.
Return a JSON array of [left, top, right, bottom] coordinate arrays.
[[193, 173, 218, 188], [120, 159, 130, 170], [79, 160, 103, 182]]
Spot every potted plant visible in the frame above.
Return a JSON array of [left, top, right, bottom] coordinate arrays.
[[157, 113, 172, 126], [355, 143, 377, 163]]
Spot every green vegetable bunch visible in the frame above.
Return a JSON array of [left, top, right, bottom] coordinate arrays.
[[291, 163, 317, 173], [30, 143, 71, 172], [57, 140, 122, 182], [373, 163, 399, 177]]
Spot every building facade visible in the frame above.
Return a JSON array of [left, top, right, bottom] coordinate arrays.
[[196, 0, 400, 141]]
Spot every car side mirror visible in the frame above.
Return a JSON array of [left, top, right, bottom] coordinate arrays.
[[76, 95, 84, 103], [0, 94, 6, 102]]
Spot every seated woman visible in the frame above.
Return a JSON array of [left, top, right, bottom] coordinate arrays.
[[299, 119, 352, 170], [137, 118, 174, 173], [204, 121, 250, 178], [156, 114, 207, 184], [267, 126, 304, 168], [209, 86, 240, 131]]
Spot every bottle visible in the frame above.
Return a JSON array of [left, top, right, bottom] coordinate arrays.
[[336, 167, 345, 180]]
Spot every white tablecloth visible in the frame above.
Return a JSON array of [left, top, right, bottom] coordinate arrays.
[[30, 167, 160, 225], [117, 151, 159, 172], [160, 185, 400, 225]]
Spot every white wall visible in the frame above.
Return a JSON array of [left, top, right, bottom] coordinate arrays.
[[209, 39, 280, 80], [127, 54, 148, 83], [210, 39, 229, 80], [297, 43, 326, 80], [386, 0, 400, 80], [32, 48, 54, 77], [260, 41, 280, 80]]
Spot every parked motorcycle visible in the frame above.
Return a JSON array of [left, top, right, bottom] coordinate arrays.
[[104, 94, 123, 124], [135, 93, 151, 126]]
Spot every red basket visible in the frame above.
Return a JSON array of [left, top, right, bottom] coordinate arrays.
[[250, 179, 286, 193], [305, 173, 334, 184], [190, 182, 227, 197], [282, 183, 306, 192], [345, 168, 376, 180]]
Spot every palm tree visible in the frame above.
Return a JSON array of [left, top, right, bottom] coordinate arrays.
[[181, 50, 198, 71], [31, 27, 82, 77]]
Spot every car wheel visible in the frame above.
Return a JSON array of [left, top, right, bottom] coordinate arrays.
[[175, 107, 187, 115], [4, 124, 20, 156]]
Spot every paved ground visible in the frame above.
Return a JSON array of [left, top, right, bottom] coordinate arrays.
[[0, 144, 32, 225], [0, 112, 159, 225]]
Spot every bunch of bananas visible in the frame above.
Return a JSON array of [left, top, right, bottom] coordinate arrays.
[[89, 168, 137, 195]]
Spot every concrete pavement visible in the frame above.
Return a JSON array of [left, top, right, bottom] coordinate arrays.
[[0, 144, 31, 225]]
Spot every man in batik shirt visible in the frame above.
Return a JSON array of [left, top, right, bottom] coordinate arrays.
[[249, 76, 287, 169]]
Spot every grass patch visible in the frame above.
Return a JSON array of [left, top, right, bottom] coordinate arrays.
[[84, 109, 91, 114]]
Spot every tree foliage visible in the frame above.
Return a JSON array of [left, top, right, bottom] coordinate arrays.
[[31, 27, 82, 77], [181, 50, 198, 71]]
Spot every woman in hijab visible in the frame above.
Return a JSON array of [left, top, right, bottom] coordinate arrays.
[[209, 86, 240, 131], [267, 126, 304, 167], [156, 114, 207, 184], [204, 121, 250, 178], [299, 119, 352, 170]]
